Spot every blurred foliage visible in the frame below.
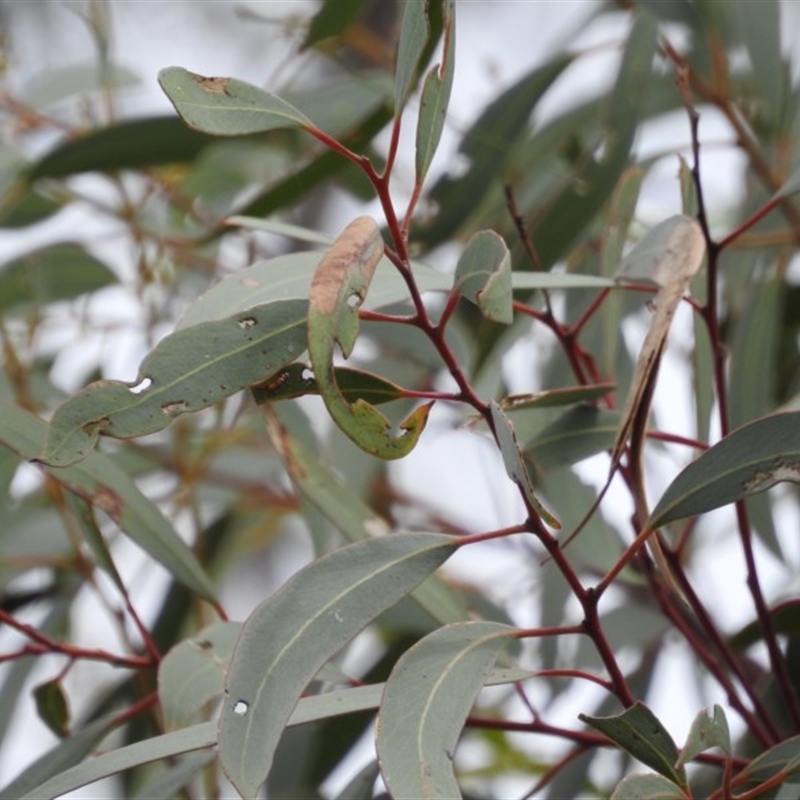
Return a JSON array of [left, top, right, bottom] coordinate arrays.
[[1, 1, 800, 798]]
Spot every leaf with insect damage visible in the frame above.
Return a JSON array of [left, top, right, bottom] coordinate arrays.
[[307, 216, 432, 459], [611, 215, 706, 467]]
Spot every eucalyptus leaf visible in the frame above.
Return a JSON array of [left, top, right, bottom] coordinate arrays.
[[452, 229, 512, 324], [218, 533, 457, 798], [648, 411, 800, 528]]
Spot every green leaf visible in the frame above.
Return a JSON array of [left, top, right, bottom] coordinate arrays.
[[735, 734, 800, 790], [610, 773, 688, 799], [525, 405, 619, 470], [251, 362, 407, 406], [452, 229, 512, 324], [33, 679, 70, 739], [158, 67, 312, 136], [733, 0, 784, 125], [27, 117, 219, 179], [0, 715, 116, 800], [0, 403, 217, 603], [0, 243, 116, 317], [729, 599, 800, 650], [527, 12, 658, 268], [158, 621, 243, 730], [262, 410, 468, 626], [415, 0, 455, 183], [308, 216, 432, 459], [580, 701, 687, 788], [395, 0, 430, 112], [131, 751, 215, 800], [303, 0, 366, 49], [648, 411, 800, 528], [490, 401, 561, 528], [18, 722, 217, 800], [218, 532, 458, 798], [676, 705, 730, 769], [417, 53, 571, 246], [40, 298, 307, 467], [376, 621, 515, 800]]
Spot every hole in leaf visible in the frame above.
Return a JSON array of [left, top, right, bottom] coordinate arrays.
[[131, 378, 152, 395], [301, 367, 314, 381], [347, 293, 362, 309], [162, 400, 189, 416], [237, 317, 257, 329], [233, 700, 249, 716]]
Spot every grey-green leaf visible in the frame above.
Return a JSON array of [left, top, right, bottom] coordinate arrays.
[[415, 0, 455, 182], [676, 705, 730, 769], [19, 722, 216, 800], [490, 401, 561, 528], [0, 404, 217, 603], [40, 299, 308, 466], [158, 621, 243, 730], [610, 773, 688, 800], [452, 230, 512, 324], [395, 0, 430, 112], [580, 702, 687, 788], [218, 533, 457, 799], [158, 67, 311, 136], [376, 621, 515, 800], [648, 411, 800, 529]]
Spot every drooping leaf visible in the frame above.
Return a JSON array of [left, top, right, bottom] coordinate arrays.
[[40, 298, 308, 467], [158, 67, 312, 136], [525, 11, 658, 269], [501, 383, 615, 411], [612, 215, 706, 467], [415, 0, 455, 183], [451, 229, 512, 324], [32, 679, 70, 739], [676, 705, 730, 769], [648, 411, 800, 528], [580, 702, 687, 788], [308, 216, 431, 459], [0, 242, 116, 317], [0, 403, 217, 603], [262, 409, 468, 626], [490, 401, 561, 528], [416, 53, 572, 246], [376, 621, 515, 800], [218, 532, 458, 798], [395, 0, 430, 112], [18, 722, 217, 800], [158, 621, 243, 730]]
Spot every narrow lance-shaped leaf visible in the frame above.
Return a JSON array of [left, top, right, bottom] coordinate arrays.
[[733, 734, 800, 790], [218, 532, 458, 799], [395, 0, 430, 112], [0, 403, 217, 603], [308, 216, 432, 459], [580, 702, 687, 789], [451, 229, 512, 324], [648, 411, 800, 528], [40, 298, 308, 467], [415, 0, 455, 183], [158, 67, 311, 136], [490, 401, 560, 528], [261, 409, 468, 626], [377, 621, 515, 800], [611, 215, 706, 468]]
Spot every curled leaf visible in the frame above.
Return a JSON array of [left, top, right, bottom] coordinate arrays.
[[308, 216, 432, 459]]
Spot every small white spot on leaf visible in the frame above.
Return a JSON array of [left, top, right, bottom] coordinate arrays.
[[130, 378, 152, 395], [743, 463, 800, 495], [238, 317, 257, 329], [162, 400, 189, 416], [233, 700, 249, 716]]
